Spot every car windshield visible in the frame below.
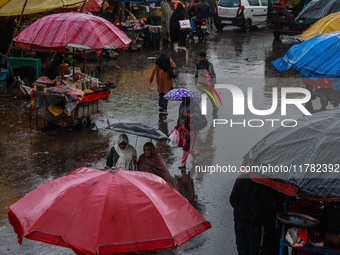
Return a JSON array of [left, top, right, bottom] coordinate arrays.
[[218, 0, 241, 7]]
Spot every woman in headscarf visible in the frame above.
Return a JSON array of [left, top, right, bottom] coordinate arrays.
[[137, 142, 174, 186], [175, 97, 199, 168], [105, 134, 137, 170], [149, 52, 176, 115], [170, 3, 189, 48]]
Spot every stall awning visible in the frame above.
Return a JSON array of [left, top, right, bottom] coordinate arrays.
[[0, 0, 87, 16]]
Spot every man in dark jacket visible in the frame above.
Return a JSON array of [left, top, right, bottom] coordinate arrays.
[[195, 51, 217, 113], [195, 0, 211, 21], [230, 173, 285, 255]]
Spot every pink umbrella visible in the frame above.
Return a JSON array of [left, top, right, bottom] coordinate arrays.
[[8, 168, 211, 255], [13, 12, 131, 53]]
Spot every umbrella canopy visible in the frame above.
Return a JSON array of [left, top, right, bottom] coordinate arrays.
[[8, 167, 211, 255], [13, 12, 131, 53], [296, 0, 340, 20], [0, 0, 85, 16], [164, 88, 202, 103], [243, 109, 340, 199], [272, 31, 340, 79], [108, 123, 169, 141], [299, 12, 340, 41]]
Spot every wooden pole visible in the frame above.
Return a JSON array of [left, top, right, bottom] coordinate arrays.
[[83, 49, 85, 73], [80, 0, 87, 11], [2, 0, 29, 70], [73, 48, 75, 82]]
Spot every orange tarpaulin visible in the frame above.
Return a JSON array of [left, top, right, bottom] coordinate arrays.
[[299, 12, 340, 41]]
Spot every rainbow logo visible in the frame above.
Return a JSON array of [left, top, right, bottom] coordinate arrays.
[[197, 82, 222, 107]]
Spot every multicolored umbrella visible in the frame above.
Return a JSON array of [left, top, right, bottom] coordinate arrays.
[[272, 32, 340, 79], [8, 168, 211, 255], [13, 12, 131, 53], [299, 12, 340, 41], [164, 88, 202, 103]]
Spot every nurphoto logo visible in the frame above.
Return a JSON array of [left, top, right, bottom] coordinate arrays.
[[200, 84, 312, 128]]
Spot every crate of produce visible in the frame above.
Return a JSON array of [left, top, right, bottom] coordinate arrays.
[[7, 57, 41, 79], [0, 68, 8, 81]]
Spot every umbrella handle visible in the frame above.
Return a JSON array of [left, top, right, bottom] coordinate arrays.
[[135, 136, 138, 149]]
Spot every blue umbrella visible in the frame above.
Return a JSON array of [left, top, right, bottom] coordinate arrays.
[[164, 88, 202, 103], [272, 32, 340, 79]]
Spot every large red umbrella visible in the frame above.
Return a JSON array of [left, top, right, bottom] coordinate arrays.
[[13, 12, 131, 53], [8, 168, 211, 255]]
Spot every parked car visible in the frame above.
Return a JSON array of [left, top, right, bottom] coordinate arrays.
[[214, 0, 268, 31], [267, 0, 316, 39]]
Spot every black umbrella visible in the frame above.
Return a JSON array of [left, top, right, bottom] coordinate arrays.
[[108, 123, 169, 141], [243, 109, 340, 199]]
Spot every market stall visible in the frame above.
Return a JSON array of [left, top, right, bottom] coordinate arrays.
[[113, 0, 163, 46], [242, 109, 340, 255], [30, 77, 115, 128]]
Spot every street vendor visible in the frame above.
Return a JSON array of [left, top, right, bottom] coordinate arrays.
[[44, 53, 63, 81], [105, 134, 137, 170], [161, 0, 174, 43]]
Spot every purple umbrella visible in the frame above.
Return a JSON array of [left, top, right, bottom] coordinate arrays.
[[164, 88, 202, 103]]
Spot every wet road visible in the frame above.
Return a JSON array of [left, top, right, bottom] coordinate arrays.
[[0, 27, 320, 254]]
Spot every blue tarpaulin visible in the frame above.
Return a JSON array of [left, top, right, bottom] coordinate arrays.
[[272, 31, 340, 79]]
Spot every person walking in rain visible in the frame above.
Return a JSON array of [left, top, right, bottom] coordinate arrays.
[[175, 97, 199, 168], [161, 0, 174, 43], [149, 52, 176, 115], [105, 134, 137, 170], [195, 51, 218, 113], [170, 3, 189, 49], [137, 142, 174, 186]]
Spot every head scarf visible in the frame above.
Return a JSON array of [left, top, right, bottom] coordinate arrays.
[[172, 3, 188, 21], [179, 97, 191, 115], [114, 134, 136, 169], [155, 52, 171, 72], [137, 142, 174, 186]]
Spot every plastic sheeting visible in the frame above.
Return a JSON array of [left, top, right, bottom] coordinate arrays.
[[299, 12, 340, 41], [243, 109, 340, 198], [296, 0, 340, 20], [272, 32, 340, 79], [0, 0, 86, 16]]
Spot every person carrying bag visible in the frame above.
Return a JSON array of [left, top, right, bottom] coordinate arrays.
[[149, 52, 176, 115]]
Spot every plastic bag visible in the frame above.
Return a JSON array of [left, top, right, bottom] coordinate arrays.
[[168, 129, 180, 148], [191, 113, 207, 131], [179, 20, 191, 32], [285, 227, 306, 248]]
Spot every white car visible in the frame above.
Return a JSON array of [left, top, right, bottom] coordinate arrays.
[[215, 0, 268, 31]]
